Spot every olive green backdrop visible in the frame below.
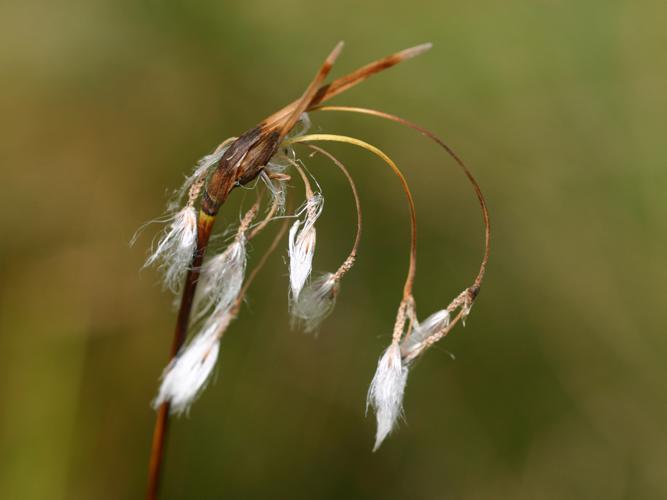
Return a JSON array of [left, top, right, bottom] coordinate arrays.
[[1, 0, 665, 499]]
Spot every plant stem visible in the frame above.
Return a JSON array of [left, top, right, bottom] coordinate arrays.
[[285, 134, 418, 300], [146, 212, 216, 500], [314, 106, 490, 289]]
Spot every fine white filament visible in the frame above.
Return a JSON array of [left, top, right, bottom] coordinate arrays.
[[171, 145, 231, 209], [288, 194, 323, 300], [290, 273, 339, 333], [260, 169, 287, 213], [367, 343, 409, 451], [153, 322, 222, 415], [193, 237, 247, 320], [401, 309, 451, 359], [145, 206, 198, 292]]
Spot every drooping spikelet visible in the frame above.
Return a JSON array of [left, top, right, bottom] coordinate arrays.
[[290, 273, 339, 333], [400, 309, 450, 361], [288, 193, 323, 300], [144, 206, 198, 293], [367, 343, 409, 451], [193, 234, 247, 320], [153, 312, 233, 415]]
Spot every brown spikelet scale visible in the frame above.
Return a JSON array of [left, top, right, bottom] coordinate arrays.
[[200, 41, 434, 215]]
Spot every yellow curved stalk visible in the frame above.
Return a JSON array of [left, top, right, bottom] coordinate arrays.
[[284, 133, 417, 299]]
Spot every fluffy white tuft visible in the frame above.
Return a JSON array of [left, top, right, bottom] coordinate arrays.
[[288, 194, 323, 300], [290, 273, 339, 333], [193, 237, 247, 320], [401, 309, 450, 359], [144, 206, 198, 292], [367, 343, 409, 451], [153, 321, 224, 415]]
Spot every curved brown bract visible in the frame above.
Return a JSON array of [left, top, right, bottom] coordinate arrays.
[[201, 42, 431, 216]]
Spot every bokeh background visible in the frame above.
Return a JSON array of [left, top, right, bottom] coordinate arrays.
[[1, 0, 666, 499]]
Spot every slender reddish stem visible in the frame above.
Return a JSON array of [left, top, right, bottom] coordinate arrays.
[[146, 213, 215, 500]]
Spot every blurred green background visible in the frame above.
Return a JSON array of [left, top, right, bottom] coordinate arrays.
[[1, 0, 666, 499]]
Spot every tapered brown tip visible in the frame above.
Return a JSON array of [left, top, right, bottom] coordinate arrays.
[[399, 42, 433, 60], [328, 40, 345, 63]]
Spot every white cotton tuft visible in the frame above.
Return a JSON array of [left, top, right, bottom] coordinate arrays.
[[144, 206, 198, 292], [288, 221, 315, 299], [153, 323, 222, 415], [367, 343, 409, 451], [290, 273, 339, 333], [288, 194, 323, 300], [193, 237, 247, 320], [401, 309, 450, 358]]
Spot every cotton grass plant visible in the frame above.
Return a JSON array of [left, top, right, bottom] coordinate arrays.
[[136, 42, 490, 499]]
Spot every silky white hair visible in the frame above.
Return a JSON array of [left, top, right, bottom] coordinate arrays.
[[288, 193, 323, 300], [367, 343, 409, 451], [290, 273, 339, 333], [193, 236, 247, 320], [170, 145, 231, 210], [139, 144, 236, 293], [401, 309, 450, 360], [144, 206, 198, 293], [153, 314, 231, 415], [260, 161, 289, 214]]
